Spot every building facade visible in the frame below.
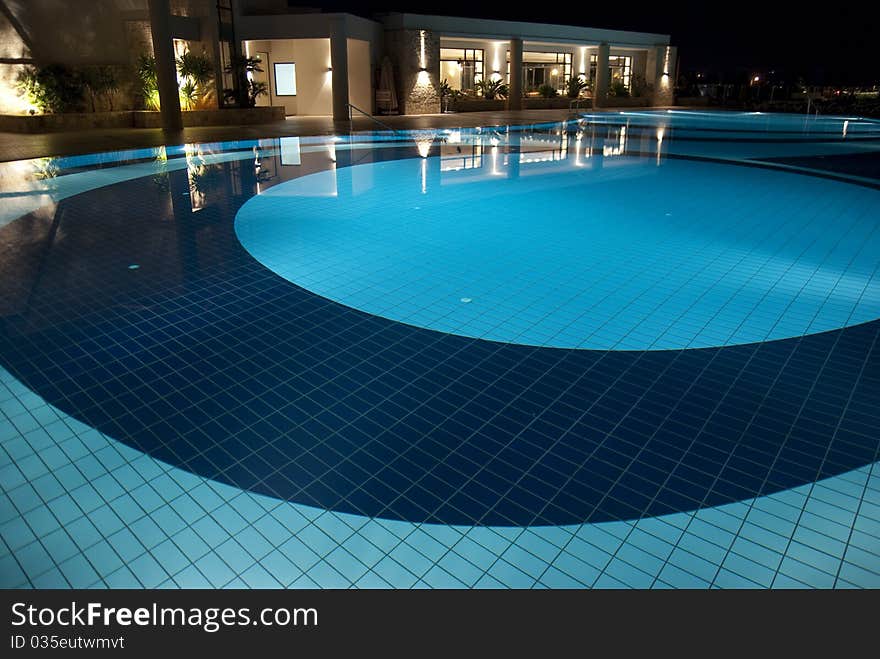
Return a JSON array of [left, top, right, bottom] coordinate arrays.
[[0, 0, 676, 122]]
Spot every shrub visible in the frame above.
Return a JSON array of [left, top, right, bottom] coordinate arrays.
[[16, 64, 86, 114], [537, 83, 558, 98], [137, 55, 160, 110], [176, 51, 215, 109], [81, 65, 120, 111], [609, 80, 630, 98], [630, 75, 650, 98], [474, 78, 508, 100]]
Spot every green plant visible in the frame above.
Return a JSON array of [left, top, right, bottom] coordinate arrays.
[[224, 55, 267, 108], [566, 76, 588, 99], [630, 74, 650, 98], [137, 55, 160, 110], [16, 64, 86, 113], [176, 51, 215, 109], [609, 80, 630, 98], [178, 79, 200, 110], [537, 83, 558, 98], [439, 78, 464, 110], [474, 78, 508, 100], [82, 65, 119, 111]]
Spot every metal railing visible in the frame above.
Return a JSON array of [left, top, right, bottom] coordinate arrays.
[[347, 103, 395, 132], [568, 98, 588, 115]]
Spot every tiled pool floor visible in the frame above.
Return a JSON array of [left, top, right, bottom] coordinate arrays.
[[1, 111, 879, 588]]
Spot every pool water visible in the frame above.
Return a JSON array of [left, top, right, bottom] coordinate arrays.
[[1, 110, 879, 589], [236, 152, 880, 351]]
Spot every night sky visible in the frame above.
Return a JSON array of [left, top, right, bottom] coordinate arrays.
[[296, 1, 877, 85]]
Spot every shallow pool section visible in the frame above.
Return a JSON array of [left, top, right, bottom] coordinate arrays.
[[236, 154, 880, 350]]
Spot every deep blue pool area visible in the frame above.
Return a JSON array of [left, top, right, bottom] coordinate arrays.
[[1, 111, 879, 588]]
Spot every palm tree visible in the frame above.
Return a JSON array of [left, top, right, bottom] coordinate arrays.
[[176, 51, 215, 109]]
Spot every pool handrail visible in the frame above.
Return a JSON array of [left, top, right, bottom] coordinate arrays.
[[347, 103, 395, 132]]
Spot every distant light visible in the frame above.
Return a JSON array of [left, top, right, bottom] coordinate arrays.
[[551, 68, 559, 76], [753, 75, 760, 82]]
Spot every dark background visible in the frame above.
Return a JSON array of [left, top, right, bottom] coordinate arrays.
[[289, 1, 878, 85]]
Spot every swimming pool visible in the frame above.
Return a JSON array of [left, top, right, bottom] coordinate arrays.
[[1, 110, 878, 588]]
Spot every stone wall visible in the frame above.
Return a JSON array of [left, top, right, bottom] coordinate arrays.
[[384, 28, 440, 115], [0, 0, 221, 114], [649, 46, 677, 107]]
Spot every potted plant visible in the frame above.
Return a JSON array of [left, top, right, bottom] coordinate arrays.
[[566, 76, 589, 99]]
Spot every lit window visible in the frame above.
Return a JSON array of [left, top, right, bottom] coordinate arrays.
[[274, 62, 297, 96]]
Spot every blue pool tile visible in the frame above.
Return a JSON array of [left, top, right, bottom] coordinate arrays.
[[259, 550, 302, 587], [657, 561, 712, 589], [172, 565, 212, 588], [31, 566, 71, 588], [278, 535, 321, 572], [0, 553, 28, 587], [57, 553, 100, 588], [775, 556, 836, 589], [1, 121, 880, 590], [836, 561, 880, 588], [170, 527, 210, 563], [354, 570, 393, 588], [484, 559, 536, 588], [239, 563, 282, 589], [194, 551, 236, 588]]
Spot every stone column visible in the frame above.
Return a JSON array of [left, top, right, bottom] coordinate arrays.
[[592, 42, 609, 109], [385, 29, 440, 115], [508, 37, 523, 111], [652, 45, 677, 106], [147, 0, 183, 131], [330, 17, 350, 121], [646, 46, 659, 94], [632, 50, 647, 97]]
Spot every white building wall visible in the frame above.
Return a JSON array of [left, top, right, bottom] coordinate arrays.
[[347, 38, 372, 113], [245, 38, 332, 115]]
